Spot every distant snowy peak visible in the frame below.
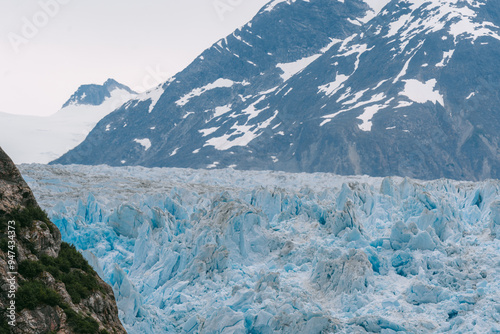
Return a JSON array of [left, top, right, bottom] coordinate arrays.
[[62, 78, 137, 108], [0, 82, 138, 164]]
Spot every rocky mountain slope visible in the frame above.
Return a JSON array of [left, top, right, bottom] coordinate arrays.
[[0, 79, 136, 164], [0, 147, 125, 333], [54, 0, 500, 180]]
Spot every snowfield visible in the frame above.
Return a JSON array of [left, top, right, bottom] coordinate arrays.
[[0, 88, 135, 164], [19, 164, 500, 333]]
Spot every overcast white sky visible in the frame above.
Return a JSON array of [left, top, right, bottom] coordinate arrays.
[[0, 0, 270, 116]]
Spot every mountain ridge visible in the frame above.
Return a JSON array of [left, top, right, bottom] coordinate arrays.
[[53, 0, 500, 181], [62, 78, 137, 109]]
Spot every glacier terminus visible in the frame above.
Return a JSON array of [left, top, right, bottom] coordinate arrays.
[[20, 164, 500, 333]]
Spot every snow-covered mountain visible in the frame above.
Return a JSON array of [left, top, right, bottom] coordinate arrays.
[[62, 78, 136, 108], [0, 79, 136, 164], [22, 163, 500, 333], [53, 0, 500, 180]]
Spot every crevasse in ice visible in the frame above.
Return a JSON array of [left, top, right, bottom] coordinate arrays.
[[19, 164, 500, 333]]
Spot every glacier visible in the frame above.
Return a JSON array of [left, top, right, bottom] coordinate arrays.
[[0, 80, 136, 164], [19, 164, 500, 333]]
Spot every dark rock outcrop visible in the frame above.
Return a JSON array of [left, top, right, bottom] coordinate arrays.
[[0, 147, 126, 333]]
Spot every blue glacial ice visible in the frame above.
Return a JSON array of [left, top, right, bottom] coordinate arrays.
[[19, 164, 500, 333]]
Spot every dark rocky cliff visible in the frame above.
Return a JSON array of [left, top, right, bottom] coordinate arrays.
[[0, 147, 126, 333]]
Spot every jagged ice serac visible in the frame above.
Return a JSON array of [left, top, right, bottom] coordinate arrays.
[[19, 164, 500, 333]]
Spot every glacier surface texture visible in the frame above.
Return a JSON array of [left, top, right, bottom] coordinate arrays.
[[19, 164, 500, 333]]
